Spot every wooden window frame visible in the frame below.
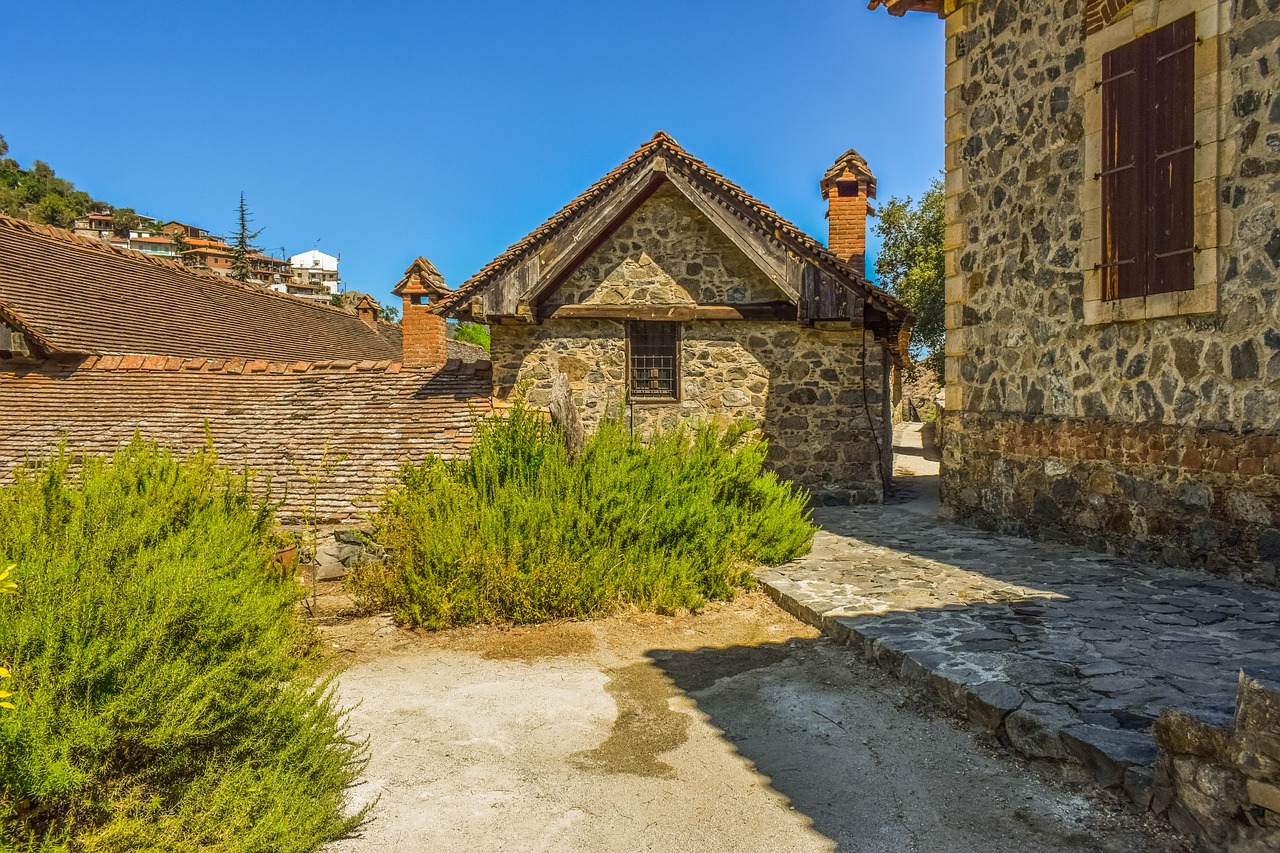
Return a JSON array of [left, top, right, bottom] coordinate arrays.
[[626, 320, 681, 403], [1081, 0, 1224, 325], [1100, 14, 1196, 302]]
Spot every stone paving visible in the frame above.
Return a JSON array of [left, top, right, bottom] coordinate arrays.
[[757, 501, 1280, 807]]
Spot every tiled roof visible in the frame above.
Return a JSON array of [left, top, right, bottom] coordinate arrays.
[[0, 361, 492, 524], [435, 131, 909, 323], [0, 214, 401, 363]]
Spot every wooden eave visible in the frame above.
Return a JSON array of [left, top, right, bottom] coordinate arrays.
[[440, 133, 911, 348], [866, 0, 945, 16], [0, 302, 62, 359]]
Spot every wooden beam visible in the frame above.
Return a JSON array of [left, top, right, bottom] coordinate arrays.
[[527, 168, 668, 309], [544, 302, 797, 322]]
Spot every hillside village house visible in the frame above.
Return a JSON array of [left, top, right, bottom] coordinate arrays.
[[872, 0, 1280, 585], [434, 132, 913, 503], [0, 214, 489, 529]]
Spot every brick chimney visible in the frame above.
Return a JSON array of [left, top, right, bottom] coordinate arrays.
[[391, 256, 452, 368], [355, 295, 379, 330], [820, 149, 877, 277]]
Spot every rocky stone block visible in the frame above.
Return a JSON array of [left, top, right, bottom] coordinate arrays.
[[1124, 764, 1155, 810], [967, 680, 1024, 731], [1006, 702, 1076, 761], [1062, 724, 1159, 789]]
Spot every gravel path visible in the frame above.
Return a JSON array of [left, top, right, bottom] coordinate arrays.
[[317, 594, 1179, 852]]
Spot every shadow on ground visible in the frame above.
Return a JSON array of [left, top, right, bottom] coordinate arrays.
[[644, 639, 1175, 853]]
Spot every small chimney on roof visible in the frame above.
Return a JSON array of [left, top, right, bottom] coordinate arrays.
[[820, 149, 877, 278], [355, 295, 380, 330], [391, 257, 452, 368]]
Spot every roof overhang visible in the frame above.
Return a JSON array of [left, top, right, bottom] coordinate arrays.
[[867, 0, 945, 16], [438, 133, 912, 346]]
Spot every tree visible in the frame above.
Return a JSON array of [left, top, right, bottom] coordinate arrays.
[[171, 229, 192, 263], [379, 304, 400, 323], [452, 321, 490, 351], [873, 175, 944, 375], [31, 194, 74, 228], [0, 133, 8, 157], [111, 206, 142, 237], [229, 192, 263, 282]]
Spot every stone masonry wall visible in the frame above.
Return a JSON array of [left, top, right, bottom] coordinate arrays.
[[491, 320, 889, 501], [940, 0, 1280, 583], [1153, 670, 1280, 850], [490, 184, 890, 501]]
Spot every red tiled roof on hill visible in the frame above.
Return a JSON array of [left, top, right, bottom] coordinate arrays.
[[0, 214, 400, 363]]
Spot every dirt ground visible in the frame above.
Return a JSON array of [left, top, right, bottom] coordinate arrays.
[[312, 586, 1183, 853]]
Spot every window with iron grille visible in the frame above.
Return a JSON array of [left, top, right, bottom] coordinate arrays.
[[1100, 14, 1196, 301], [627, 321, 680, 401]]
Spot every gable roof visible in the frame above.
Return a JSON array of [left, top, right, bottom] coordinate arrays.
[[435, 132, 909, 329], [0, 214, 400, 363], [393, 256, 451, 299]]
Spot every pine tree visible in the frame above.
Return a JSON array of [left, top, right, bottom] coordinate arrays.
[[229, 192, 263, 282]]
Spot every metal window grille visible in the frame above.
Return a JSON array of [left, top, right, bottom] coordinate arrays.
[[628, 321, 679, 400]]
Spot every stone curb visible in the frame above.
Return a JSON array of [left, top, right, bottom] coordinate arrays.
[[758, 576, 1158, 809]]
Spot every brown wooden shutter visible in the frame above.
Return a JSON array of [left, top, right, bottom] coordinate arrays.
[[1146, 14, 1196, 295], [1101, 37, 1145, 300]]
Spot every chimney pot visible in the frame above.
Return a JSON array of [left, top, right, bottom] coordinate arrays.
[[392, 257, 451, 368], [355, 296, 379, 330], [820, 149, 877, 278]]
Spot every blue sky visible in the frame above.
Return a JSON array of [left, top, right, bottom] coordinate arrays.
[[2, 1, 943, 307]]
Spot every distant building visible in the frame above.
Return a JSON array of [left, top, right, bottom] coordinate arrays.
[[72, 212, 114, 241], [289, 249, 341, 296], [128, 235, 179, 257], [162, 221, 211, 241]]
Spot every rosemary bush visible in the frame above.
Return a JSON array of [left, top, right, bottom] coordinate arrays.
[[350, 401, 814, 628], [0, 439, 362, 851]]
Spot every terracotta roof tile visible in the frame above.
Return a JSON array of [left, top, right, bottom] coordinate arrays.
[[436, 131, 909, 324], [0, 214, 402, 363], [0, 363, 492, 524]]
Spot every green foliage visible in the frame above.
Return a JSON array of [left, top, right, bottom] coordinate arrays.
[[0, 138, 99, 227], [230, 192, 263, 282], [378, 304, 399, 323], [451, 321, 490, 351], [109, 206, 141, 238], [350, 401, 814, 629], [0, 439, 363, 850], [874, 175, 944, 372]]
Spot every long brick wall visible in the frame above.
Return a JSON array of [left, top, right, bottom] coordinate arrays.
[[1, 358, 492, 524]]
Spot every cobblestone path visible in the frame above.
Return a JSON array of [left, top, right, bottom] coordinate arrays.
[[758, 502, 1280, 805]]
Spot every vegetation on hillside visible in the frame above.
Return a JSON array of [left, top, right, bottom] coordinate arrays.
[[0, 133, 101, 229], [452, 321, 491, 351], [349, 401, 814, 629], [874, 175, 944, 376], [0, 440, 363, 851]]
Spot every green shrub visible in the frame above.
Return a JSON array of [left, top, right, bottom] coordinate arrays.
[[0, 439, 363, 851], [350, 401, 814, 629]]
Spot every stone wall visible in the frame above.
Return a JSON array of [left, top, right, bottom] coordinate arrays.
[[547, 184, 787, 308], [1153, 670, 1280, 851], [490, 185, 891, 501], [940, 0, 1280, 582], [492, 320, 889, 502]]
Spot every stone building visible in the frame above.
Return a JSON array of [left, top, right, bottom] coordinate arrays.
[[871, 1, 1280, 583], [434, 132, 912, 503], [0, 214, 489, 525]]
